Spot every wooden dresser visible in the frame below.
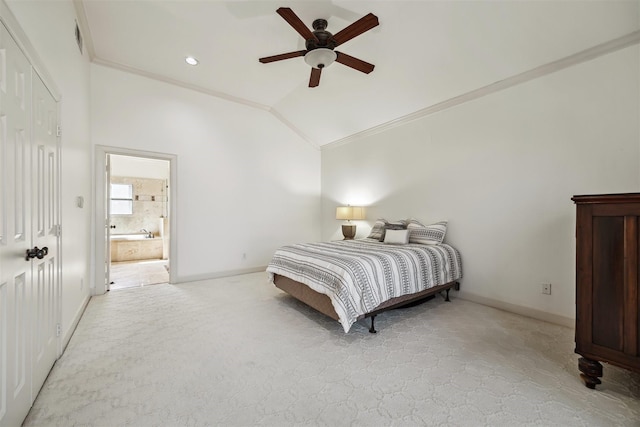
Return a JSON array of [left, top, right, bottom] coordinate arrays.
[[572, 193, 640, 389]]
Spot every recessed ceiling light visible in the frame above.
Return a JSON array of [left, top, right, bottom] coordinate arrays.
[[185, 56, 199, 66]]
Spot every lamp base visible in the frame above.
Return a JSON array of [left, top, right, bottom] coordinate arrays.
[[341, 224, 356, 240]]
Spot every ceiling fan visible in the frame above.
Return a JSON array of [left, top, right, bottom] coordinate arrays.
[[259, 7, 379, 88]]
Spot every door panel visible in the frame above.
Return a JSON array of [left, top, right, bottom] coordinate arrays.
[[30, 71, 58, 394], [592, 216, 625, 351], [0, 280, 5, 421], [0, 21, 33, 427], [13, 272, 27, 396]]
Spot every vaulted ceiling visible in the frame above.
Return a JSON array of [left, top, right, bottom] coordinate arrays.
[[76, 1, 640, 147]]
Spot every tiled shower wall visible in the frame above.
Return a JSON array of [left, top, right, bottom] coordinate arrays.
[[110, 176, 167, 235]]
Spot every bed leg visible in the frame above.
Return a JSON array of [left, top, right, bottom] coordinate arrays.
[[454, 281, 460, 291], [439, 288, 452, 302], [369, 315, 377, 334]]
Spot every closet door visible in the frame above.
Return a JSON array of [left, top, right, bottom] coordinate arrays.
[[30, 71, 59, 400], [0, 21, 34, 427], [0, 22, 60, 427]]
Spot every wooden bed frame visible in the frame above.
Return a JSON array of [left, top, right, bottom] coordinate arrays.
[[273, 274, 460, 333]]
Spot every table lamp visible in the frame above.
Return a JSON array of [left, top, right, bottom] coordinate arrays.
[[336, 206, 365, 239]]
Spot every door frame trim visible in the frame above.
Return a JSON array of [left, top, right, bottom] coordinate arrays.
[[93, 145, 177, 294]]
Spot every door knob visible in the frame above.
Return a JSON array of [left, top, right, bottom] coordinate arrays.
[[25, 246, 48, 261]]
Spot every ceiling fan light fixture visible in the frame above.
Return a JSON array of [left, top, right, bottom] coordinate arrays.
[[304, 48, 337, 69]]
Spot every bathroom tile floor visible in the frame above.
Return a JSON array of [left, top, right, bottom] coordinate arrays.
[[109, 260, 169, 291]]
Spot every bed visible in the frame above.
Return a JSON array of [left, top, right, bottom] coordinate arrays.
[[266, 230, 463, 333]]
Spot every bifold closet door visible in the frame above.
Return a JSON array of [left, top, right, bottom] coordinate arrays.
[[0, 21, 60, 427], [0, 20, 34, 427], [30, 70, 59, 403]]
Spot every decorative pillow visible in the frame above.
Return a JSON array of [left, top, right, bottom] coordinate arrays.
[[367, 219, 387, 241], [384, 229, 410, 245], [407, 219, 447, 245], [380, 220, 407, 242]]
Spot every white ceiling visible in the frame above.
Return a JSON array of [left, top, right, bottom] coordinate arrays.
[[77, 1, 640, 147]]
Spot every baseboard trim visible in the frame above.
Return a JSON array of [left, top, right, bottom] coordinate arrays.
[[61, 294, 91, 354], [455, 291, 574, 329], [177, 266, 267, 284]]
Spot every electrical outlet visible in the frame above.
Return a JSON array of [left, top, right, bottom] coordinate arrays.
[[542, 283, 552, 295]]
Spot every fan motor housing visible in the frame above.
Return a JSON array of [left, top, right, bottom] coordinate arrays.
[[306, 19, 336, 51]]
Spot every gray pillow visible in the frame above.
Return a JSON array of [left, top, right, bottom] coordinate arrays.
[[406, 219, 447, 244], [367, 219, 387, 241]]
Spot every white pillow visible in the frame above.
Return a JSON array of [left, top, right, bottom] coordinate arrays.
[[384, 229, 410, 245]]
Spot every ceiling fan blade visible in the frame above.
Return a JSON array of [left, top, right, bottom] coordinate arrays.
[[331, 13, 379, 47], [309, 68, 321, 88], [277, 7, 319, 42], [259, 50, 306, 64], [335, 51, 375, 74]]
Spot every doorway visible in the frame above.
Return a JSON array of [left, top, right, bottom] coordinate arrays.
[[108, 154, 170, 290], [94, 146, 177, 295]]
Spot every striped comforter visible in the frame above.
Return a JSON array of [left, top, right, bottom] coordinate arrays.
[[266, 238, 463, 332]]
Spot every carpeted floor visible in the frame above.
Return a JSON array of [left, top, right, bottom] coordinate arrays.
[[24, 272, 640, 426]]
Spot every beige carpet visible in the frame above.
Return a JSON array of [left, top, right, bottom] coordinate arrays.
[[24, 273, 640, 426]]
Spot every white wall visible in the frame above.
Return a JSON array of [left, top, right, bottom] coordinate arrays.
[[91, 64, 321, 282], [6, 0, 635, 334], [6, 0, 93, 345], [110, 155, 170, 180], [321, 46, 640, 325]]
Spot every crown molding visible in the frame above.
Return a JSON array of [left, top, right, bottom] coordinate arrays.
[[75, 1, 316, 146], [91, 57, 319, 149], [321, 30, 640, 151], [268, 108, 319, 150], [92, 57, 274, 112]]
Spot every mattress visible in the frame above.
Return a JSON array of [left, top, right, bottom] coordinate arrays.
[[267, 238, 463, 332]]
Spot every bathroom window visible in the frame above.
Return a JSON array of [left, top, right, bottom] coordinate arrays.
[[110, 183, 133, 215]]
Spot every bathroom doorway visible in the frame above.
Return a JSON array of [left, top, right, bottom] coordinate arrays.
[[94, 145, 177, 295], [107, 154, 171, 290]]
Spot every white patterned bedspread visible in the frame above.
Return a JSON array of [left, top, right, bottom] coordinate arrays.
[[266, 238, 463, 332]]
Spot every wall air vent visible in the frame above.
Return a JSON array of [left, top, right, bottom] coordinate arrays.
[[74, 21, 83, 55]]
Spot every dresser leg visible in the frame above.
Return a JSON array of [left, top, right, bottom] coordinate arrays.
[[578, 357, 603, 389]]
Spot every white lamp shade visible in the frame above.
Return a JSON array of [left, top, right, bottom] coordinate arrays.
[[304, 48, 337, 69], [336, 206, 365, 220]]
